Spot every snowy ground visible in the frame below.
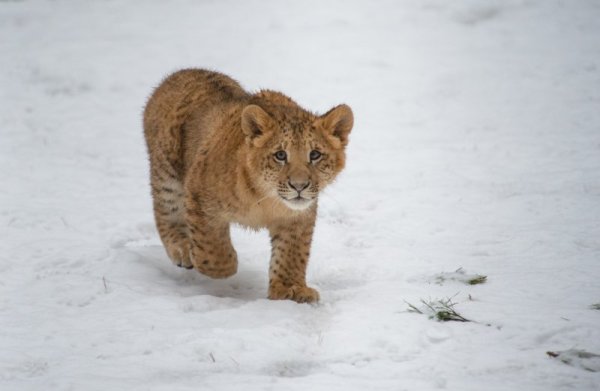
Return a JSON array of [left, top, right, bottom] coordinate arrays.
[[2, 0, 600, 390]]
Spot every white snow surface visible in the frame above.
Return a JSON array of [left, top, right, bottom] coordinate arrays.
[[2, 1, 600, 390]]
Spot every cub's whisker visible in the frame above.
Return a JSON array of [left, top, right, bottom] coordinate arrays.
[[253, 194, 271, 206]]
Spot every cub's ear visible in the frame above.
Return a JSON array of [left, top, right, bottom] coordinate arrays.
[[241, 105, 274, 147], [315, 104, 353, 149]]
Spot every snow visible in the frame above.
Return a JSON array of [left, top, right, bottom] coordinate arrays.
[[2, 0, 600, 390], [547, 350, 600, 373]]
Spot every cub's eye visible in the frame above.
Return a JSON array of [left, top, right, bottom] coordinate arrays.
[[274, 150, 287, 162], [309, 150, 322, 161]]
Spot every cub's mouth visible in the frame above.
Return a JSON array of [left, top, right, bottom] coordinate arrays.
[[280, 195, 315, 211]]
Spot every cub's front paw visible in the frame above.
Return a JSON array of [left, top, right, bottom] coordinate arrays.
[[268, 281, 320, 303], [191, 249, 238, 279], [194, 258, 238, 279], [165, 240, 193, 269]]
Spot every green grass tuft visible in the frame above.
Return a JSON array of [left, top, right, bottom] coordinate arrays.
[[433, 268, 487, 286], [467, 275, 487, 285], [406, 296, 470, 322]]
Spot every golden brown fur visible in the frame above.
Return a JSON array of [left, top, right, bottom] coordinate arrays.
[[143, 69, 353, 303]]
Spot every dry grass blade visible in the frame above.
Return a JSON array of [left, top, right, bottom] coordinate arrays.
[[405, 300, 423, 314]]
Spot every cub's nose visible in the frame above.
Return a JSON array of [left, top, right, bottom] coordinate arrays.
[[288, 180, 310, 192]]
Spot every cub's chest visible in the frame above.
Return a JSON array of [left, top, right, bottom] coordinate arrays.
[[227, 199, 293, 229]]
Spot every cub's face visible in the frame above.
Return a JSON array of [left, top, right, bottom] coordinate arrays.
[[242, 104, 353, 211]]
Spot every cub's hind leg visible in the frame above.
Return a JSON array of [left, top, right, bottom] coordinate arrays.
[[144, 74, 197, 268], [149, 158, 193, 269]]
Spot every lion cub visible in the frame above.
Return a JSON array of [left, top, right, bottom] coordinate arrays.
[[143, 69, 353, 303]]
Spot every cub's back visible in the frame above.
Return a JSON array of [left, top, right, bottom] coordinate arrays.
[[143, 69, 249, 176], [143, 69, 248, 143]]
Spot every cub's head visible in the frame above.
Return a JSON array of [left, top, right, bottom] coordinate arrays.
[[241, 98, 353, 212]]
